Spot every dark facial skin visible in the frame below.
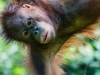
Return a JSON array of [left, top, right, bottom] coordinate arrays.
[[6, 4, 56, 44]]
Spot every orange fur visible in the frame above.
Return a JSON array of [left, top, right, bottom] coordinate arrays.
[[62, 19, 100, 48], [55, 19, 100, 66]]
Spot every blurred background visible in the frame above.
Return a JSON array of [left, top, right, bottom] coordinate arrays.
[[0, 0, 100, 75]]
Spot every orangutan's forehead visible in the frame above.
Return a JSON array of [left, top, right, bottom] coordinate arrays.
[[6, 16, 22, 31]]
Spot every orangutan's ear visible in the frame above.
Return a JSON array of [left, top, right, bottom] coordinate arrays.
[[22, 4, 32, 9]]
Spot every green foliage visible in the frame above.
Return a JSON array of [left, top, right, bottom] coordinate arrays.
[[0, 0, 9, 12], [62, 38, 100, 75], [0, 37, 28, 75]]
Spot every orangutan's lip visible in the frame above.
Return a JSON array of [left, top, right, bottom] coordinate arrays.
[[44, 31, 48, 42]]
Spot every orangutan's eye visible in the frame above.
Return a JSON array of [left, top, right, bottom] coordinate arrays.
[[22, 30, 30, 38], [25, 19, 33, 26]]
